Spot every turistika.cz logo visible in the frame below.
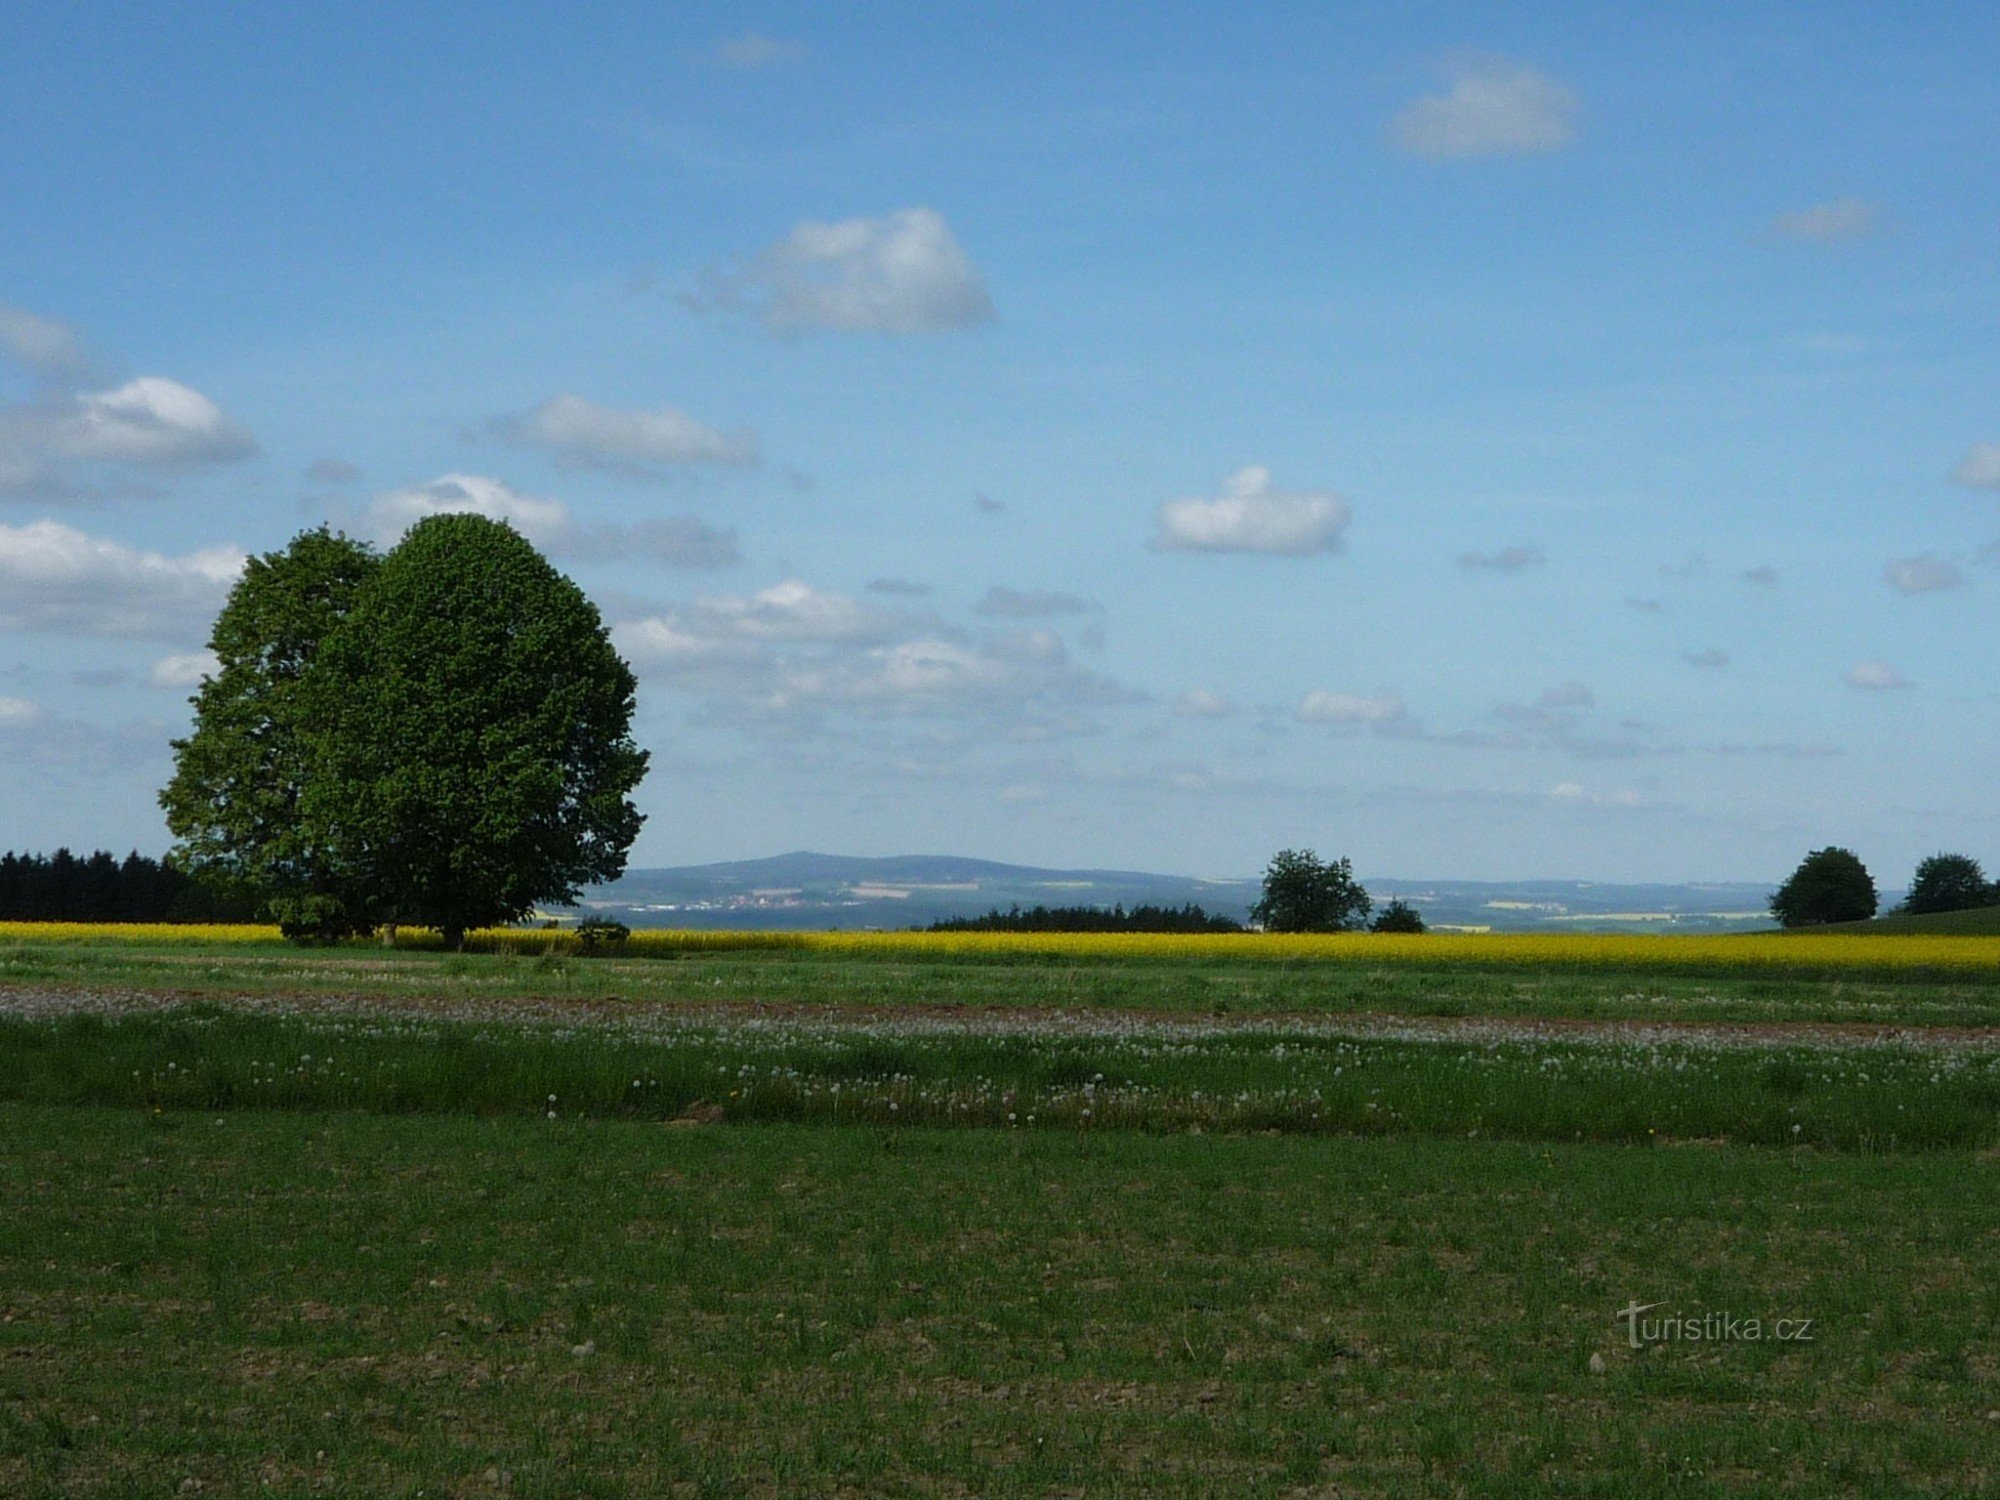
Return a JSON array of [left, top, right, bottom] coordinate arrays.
[[1616, 1301, 1816, 1349]]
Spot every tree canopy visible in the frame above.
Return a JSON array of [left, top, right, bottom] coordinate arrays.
[[163, 516, 648, 946], [1249, 848, 1371, 933], [159, 526, 381, 939], [1370, 897, 1427, 934], [1769, 846, 1877, 928], [1904, 853, 1992, 916]]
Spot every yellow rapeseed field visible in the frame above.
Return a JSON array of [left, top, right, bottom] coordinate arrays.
[[5, 921, 1993, 974]]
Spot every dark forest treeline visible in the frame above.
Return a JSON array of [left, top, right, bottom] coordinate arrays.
[[926, 902, 1246, 935], [0, 850, 258, 923]]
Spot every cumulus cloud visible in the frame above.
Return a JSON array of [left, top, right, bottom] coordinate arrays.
[[1772, 198, 1876, 242], [1297, 689, 1407, 726], [494, 394, 756, 470], [973, 585, 1098, 618], [0, 694, 41, 727], [1883, 555, 1965, 594], [1174, 689, 1234, 718], [687, 208, 995, 334], [1392, 58, 1577, 159], [1683, 648, 1731, 669], [1, 376, 254, 496], [1495, 680, 1595, 734], [0, 306, 89, 380], [1459, 545, 1544, 572], [1951, 443, 2000, 489], [49, 378, 254, 465], [712, 31, 806, 68], [973, 492, 1006, 514], [595, 517, 739, 569], [148, 650, 218, 689], [0, 519, 243, 637], [1151, 467, 1352, 556], [365, 473, 570, 546], [306, 457, 363, 484], [364, 473, 737, 567], [1740, 565, 1780, 587], [616, 579, 1134, 735], [866, 577, 931, 597], [1844, 660, 1910, 691]]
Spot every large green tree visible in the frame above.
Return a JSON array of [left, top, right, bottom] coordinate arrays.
[[159, 527, 381, 939], [1250, 848, 1371, 933], [298, 513, 648, 948], [1903, 853, 1992, 916], [1769, 846, 1877, 928]]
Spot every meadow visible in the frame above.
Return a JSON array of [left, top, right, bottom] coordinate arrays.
[[2, 926, 1998, 1495]]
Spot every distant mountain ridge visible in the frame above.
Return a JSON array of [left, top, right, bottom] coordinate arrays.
[[579, 851, 1786, 934]]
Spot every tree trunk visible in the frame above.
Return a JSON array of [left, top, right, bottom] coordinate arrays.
[[442, 925, 465, 952]]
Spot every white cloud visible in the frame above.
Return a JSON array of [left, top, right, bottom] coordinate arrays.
[[1297, 689, 1407, 726], [148, 650, 219, 689], [306, 457, 363, 484], [866, 577, 931, 597], [1883, 555, 1965, 595], [712, 31, 806, 68], [0, 694, 41, 727], [48, 377, 255, 465], [365, 473, 571, 546], [616, 579, 1133, 734], [496, 394, 756, 470], [1459, 545, 1544, 572], [1844, 659, 1910, 691], [1495, 680, 1595, 734], [0, 519, 243, 638], [1, 375, 254, 496], [0, 306, 88, 380], [1151, 467, 1352, 556], [1951, 443, 2000, 489], [1174, 689, 1234, 718], [365, 473, 739, 568], [1549, 781, 1643, 808], [1392, 58, 1577, 159], [973, 585, 1098, 618], [625, 579, 905, 656], [1772, 198, 1876, 242], [688, 207, 995, 334], [595, 518, 739, 569]]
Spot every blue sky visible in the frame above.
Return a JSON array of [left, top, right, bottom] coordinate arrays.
[[2, 2, 1997, 883]]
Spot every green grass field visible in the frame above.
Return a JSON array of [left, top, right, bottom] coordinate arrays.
[[3, 935, 1998, 1495]]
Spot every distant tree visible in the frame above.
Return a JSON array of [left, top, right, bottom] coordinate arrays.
[[1769, 847, 1877, 928], [1250, 848, 1371, 933], [160, 526, 382, 939], [299, 514, 649, 950], [1904, 853, 1992, 916], [1370, 898, 1427, 934]]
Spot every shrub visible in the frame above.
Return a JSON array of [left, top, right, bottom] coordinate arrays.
[[1370, 899, 1428, 934], [573, 917, 631, 954]]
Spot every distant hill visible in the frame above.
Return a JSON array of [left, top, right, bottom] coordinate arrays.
[[571, 852, 1782, 933], [1817, 904, 2000, 936]]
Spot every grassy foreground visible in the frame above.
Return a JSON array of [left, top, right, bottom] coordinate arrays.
[[9, 934, 2000, 1026], [4, 1105, 1997, 1498]]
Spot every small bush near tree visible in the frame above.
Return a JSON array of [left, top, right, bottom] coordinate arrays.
[[1370, 898, 1427, 934], [1903, 853, 1993, 916], [1770, 847, 1878, 928], [1250, 848, 1371, 933], [573, 918, 631, 953]]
